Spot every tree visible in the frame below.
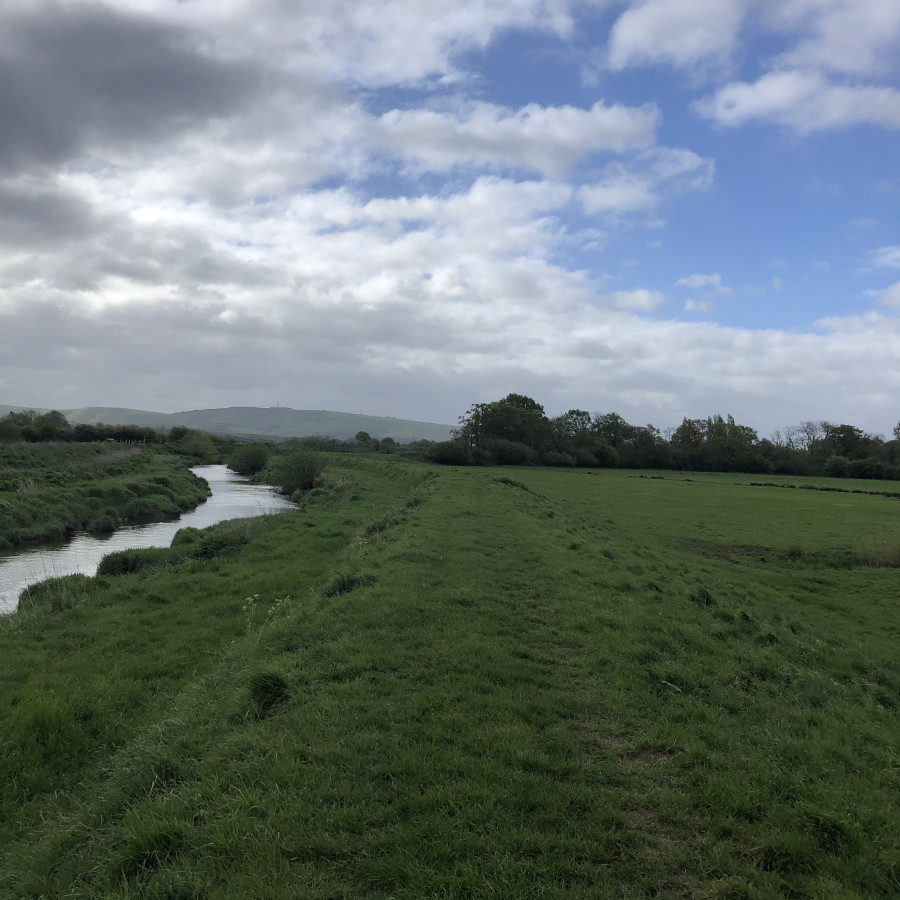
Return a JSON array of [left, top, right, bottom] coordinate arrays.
[[355, 431, 372, 445], [455, 394, 550, 451], [591, 412, 632, 447]]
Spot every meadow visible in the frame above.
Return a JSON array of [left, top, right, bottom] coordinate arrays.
[[0, 457, 897, 898], [0, 443, 210, 550]]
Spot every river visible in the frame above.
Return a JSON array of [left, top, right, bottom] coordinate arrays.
[[0, 465, 295, 615]]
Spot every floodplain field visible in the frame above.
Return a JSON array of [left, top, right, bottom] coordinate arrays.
[[0, 443, 210, 550], [0, 458, 897, 898]]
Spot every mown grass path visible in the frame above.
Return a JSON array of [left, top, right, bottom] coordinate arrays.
[[0, 460, 897, 898]]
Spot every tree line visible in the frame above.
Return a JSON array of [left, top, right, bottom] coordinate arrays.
[[0, 410, 221, 461], [425, 393, 900, 479]]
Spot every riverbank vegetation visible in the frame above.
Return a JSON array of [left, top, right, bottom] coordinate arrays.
[[0, 443, 211, 550], [1, 455, 897, 897]]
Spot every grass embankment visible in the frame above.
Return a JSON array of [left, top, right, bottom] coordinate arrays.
[[0, 460, 897, 898], [0, 443, 210, 550]]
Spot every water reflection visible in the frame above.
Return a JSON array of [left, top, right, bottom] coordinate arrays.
[[0, 465, 294, 614]]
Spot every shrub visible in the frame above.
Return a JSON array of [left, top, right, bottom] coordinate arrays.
[[425, 441, 473, 466], [88, 515, 116, 534], [268, 448, 323, 494], [171, 526, 203, 546], [541, 450, 576, 467], [848, 457, 886, 480], [490, 439, 535, 466], [825, 455, 850, 478], [228, 443, 269, 476]]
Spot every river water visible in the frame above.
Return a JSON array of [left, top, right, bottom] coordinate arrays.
[[0, 465, 295, 615]]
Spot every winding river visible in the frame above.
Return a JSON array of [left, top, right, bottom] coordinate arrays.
[[0, 465, 295, 615]]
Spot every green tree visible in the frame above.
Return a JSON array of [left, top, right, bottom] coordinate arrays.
[[456, 394, 550, 451]]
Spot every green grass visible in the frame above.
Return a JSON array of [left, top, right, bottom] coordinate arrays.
[[0, 460, 897, 898], [0, 443, 210, 549]]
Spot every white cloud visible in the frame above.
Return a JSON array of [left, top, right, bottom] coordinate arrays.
[[872, 246, 900, 268], [675, 272, 734, 296], [373, 99, 660, 176], [579, 174, 656, 215], [684, 299, 712, 312], [579, 148, 713, 216], [768, 0, 900, 78], [604, 288, 666, 311], [607, 0, 750, 72], [871, 281, 900, 306], [695, 69, 900, 132], [772, 276, 783, 291]]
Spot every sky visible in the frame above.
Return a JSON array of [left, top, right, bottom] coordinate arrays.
[[0, 0, 898, 437]]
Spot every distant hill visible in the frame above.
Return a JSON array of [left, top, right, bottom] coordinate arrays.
[[0, 404, 50, 418], [59, 406, 453, 443]]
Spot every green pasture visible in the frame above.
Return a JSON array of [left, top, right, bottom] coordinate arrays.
[[0, 458, 897, 898]]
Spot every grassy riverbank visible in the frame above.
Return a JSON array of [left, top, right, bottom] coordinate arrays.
[[0, 457, 897, 897], [0, 443, 211, 550]]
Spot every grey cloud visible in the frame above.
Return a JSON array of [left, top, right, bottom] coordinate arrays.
[[0, 180, 100, 247], [0, 2, 262, 173]]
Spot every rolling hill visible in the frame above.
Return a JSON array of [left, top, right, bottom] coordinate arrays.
[[52, 406, 454, 442]]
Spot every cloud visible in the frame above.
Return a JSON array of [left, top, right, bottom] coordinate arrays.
[[695, 69, 900, 132], [600, 1, 900, 134], [871, 246, 900, 268], [607, 0, 750, 72], [769, 0, 900, 78], [579, 148, 713, 216], [0, 1, 263, 174], [1, 0, 899, 439], [675, 272, 734, 296], [870, 281, 900, 306], [604, 289, 666, 311], [772, 276, 783, 291], [372, 100, 660, 176]]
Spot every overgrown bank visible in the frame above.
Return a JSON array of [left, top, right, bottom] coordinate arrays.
[[0, 458, 897, 897], [0, 443, 211, 550]]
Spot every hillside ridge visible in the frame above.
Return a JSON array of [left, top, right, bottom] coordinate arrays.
[[1, 404, 453, 442]]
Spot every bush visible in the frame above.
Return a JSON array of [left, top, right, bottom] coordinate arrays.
[[490, 440, 535, 466], [88, 515, 116, 534], [228, 443, 269, 476], [425, 441, 473, 466], [171, 526, 202, 546], [825, 455, 851, 478], [848, 457, 886, 480], [268, 448, 324, 494], [541, 450, 576, 467]]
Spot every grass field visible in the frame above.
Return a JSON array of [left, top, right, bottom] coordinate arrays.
[[0, 443, 210, 550], [0, 458, 897, 898]]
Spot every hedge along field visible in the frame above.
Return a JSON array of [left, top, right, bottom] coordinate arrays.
[[0, 458, 897, 898], [0, 442, 211, 550]]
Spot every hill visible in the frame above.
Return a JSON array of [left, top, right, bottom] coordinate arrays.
[[48, 406, 453, 442]]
